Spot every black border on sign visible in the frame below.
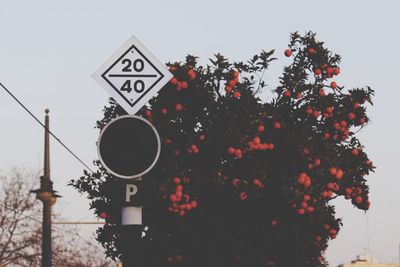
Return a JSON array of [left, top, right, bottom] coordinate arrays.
[[101, 44, 164, 107]]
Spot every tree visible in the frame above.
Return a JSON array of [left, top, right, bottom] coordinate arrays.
[[71, 32, 375, 266], [0, 168, 113, 267]]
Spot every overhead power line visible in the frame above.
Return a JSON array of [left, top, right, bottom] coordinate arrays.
[[0, 82, 94, 173]]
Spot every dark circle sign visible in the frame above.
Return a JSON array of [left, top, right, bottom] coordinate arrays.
[[97, 115, 160, 179]]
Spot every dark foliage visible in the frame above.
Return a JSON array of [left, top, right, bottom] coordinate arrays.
[[70, 32, 375, 267]]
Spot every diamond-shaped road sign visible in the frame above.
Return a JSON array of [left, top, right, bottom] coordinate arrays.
[[92, 36, 173, 114]]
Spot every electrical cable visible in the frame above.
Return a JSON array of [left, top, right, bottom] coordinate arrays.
[[0, 82, 94, 173]]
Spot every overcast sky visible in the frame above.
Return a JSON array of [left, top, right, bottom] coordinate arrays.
[[1, 1, 399, 266]]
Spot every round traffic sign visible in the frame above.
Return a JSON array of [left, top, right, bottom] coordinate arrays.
[[97, 115, 160, 179]]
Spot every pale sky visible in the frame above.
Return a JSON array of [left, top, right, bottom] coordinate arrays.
[[0, 1, 399, 266]]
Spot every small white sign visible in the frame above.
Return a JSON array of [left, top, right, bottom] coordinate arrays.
[[93, 36, 173, 114]]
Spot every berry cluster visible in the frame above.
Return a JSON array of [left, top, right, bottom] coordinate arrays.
[[167, 177, 198, 216], [224, 70, 240, 99]]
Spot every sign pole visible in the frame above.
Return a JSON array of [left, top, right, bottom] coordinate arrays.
[[97, 115, 161, 267], [93, 36, 171, 266], [121, 225, 144, 266]]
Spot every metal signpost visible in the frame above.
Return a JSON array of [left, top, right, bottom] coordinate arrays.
[[97, 115, 161, 225], [93, 36, 171, 266]]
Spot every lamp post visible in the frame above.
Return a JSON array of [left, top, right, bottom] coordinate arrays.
[[31, 109, 60, 267]]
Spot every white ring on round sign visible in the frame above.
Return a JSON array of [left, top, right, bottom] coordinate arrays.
[[97, 114, 161, 179]]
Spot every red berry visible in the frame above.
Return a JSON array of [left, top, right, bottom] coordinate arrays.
[[314, 68, 322, 75], [176, 185, 183, 192], [326, 67, 334, 75], [199, 134, 205, 141], [253, 136, 261, 145], [271, 220, 278, 226], [297, 173, 307, 184], [313, 111, 321, 118], [297, 208, 305, 215], [188, 69, 196, 80], [335, 169, 344, 179], [269, 143, 275, 150], [225, 85, 233, 92], [232, 178, 240, 187], [175, 82, 182, 91], [170, 77, 178, 85], [330, 81, 337, 89], [295, 92, 302, 99], [257, 125, 265, 132], [99, 212, 108, 219], [353, 102, 360, 109], [175, 103, 184, 112], [333, 68, 340, 76], [314, 158, 321, 166], [169, 194, 177, 202], [228, 147, 235, 154], [319, 89, 325, 96], [239, 192, 248, 201], [161, 108, 168, 114], [308, 48, 317, 54], [274, 122, 282, 129], [145, 110, 152, 118], [351, 148, 359, 156], [191, 200, 198, 208], [348, 112, 356, 120], [340, 120, 347, 127], [306, 206, 314, 213], [173, 177, 181, 185], [176, 254, 183, 261], [181, 81, 188, 89], [329, 167, 337, 175], [235, 149, 242, 156], [253, 179, 262, 187], [284, 90, 292, 97], [228, 80, 236, 87], [164, 139, 172, 144], [355, 196, 363, 204], [303, 194, 311, 201], [334, 122, 340, 130], [284, 49, 292, 57], [233, 91, 241, 99]]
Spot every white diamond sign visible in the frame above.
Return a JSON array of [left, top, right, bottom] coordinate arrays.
[[92, 36, 173, 114]]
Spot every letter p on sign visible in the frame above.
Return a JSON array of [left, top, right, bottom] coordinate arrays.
[[126, 184, 138, 202]]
